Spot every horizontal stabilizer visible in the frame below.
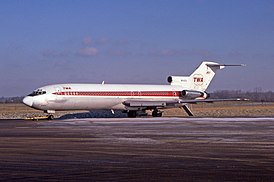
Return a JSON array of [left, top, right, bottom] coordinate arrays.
[[206, 63, 246, 67], [206, 63, 246, 70]]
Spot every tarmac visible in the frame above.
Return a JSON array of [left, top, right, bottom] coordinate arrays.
[[0, 117, 273, 181]]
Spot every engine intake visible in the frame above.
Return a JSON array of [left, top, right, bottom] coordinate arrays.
[[181, 90, 209, 99], [167, 76, 173, 83], [167, 76, 188, 85]]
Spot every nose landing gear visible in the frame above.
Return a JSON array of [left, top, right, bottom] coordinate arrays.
[[45, 110, 55, 120], [47, 115, 54, 120]]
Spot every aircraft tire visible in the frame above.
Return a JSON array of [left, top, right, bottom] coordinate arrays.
[[128, 111, 137, 118], [152, 110, 162, 117], [47, 115, 54, 120], [158, 112, 162, 117]]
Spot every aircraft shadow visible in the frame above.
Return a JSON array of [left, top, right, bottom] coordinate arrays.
[[58, 110, 127, 119]]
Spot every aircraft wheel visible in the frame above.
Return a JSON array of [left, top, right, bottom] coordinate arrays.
[[152, 110, 162, 117], [157, 112, 162, 117], [47, 115, 54, 120], [128, 111, 137, 118]]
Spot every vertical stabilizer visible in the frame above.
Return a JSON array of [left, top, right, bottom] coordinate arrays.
[[189, 61, 245, 91], [189, 61, 221, 91], [168, 61, 245, 92]]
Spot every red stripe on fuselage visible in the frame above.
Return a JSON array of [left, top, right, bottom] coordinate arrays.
[[52, 91, 181, 97]]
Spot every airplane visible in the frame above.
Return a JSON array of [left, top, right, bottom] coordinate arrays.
[[22, 61, 246, 119]]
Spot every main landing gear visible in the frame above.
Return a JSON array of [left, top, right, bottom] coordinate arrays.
[[127, 111, 137, 118], [127, 110, 163, 118], [152, 109, 162, 117]]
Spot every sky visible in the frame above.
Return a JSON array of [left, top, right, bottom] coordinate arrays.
[[1, 0, 274, 96]]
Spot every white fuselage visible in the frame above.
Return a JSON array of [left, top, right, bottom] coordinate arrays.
[[22, 61, 244, 117], [23, 83, 183, 112]]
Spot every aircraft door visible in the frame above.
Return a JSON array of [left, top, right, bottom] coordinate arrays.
[[47, 86, 63, 103], [54, 86, 62, 93], [44, 86, 61, 105], [54, 86, 64, 100]]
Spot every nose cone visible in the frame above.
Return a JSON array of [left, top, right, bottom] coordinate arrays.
[[23, 96, 33, 107]]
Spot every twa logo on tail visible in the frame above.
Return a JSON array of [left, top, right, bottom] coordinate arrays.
[[193, 74, 204, 85]]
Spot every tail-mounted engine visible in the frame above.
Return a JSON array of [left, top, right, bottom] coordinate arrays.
[[181, 90, 209, 99], [167, 76, 188, 86]]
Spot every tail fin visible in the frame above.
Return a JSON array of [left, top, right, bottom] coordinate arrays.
[[168, 61, 245, 91], [189, 61, 220, 91]]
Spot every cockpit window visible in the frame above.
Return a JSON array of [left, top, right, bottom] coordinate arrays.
[[28, 89, 46, 96]]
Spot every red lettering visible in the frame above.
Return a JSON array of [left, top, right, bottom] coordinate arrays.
[[194, 77, 203, 82]]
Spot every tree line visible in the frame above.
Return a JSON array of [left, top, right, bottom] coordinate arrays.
[[210, 90, 274, 102], [0, 96, 24, 103]]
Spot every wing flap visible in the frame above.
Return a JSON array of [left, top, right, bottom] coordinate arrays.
[[123, 101, 167, 107]]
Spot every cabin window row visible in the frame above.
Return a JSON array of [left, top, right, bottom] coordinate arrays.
[[56, 91, 179, 96]]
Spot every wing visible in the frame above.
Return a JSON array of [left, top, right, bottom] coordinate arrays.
[[123, 98, 248, 116], [178, 98, 249, 104], [123, 98, 248, 107]]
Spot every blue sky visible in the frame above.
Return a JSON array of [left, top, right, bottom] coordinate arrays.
[[1, 0, 274, 96]]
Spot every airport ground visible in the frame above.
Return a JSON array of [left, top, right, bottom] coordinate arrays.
[[0, 118, 273, 181], [0, 103, 274, 181], [0, 101, 274, 119]]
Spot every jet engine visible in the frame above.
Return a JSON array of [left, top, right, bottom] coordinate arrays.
[[167, 76, 188, 85], [181, 90, 209, 99]]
